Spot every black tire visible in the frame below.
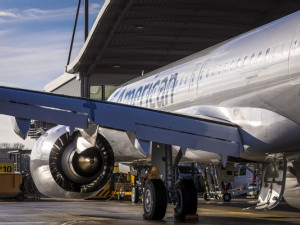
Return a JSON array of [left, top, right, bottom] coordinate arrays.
[[203, 192, 210, 201], [174, 179, 198, 220], [131, 187, 139, 203], [223, 193, 232, 202], [16, 194, 24, 201], [143, 179, 167, 220]]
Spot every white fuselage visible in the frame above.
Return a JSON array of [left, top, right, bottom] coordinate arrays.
[[103, 11, 300, 163]]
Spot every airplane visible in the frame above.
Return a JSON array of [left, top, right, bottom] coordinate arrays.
[[0, 8, 300, 221]]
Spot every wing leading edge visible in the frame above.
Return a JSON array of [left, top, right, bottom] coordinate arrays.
[[0, 86, 243, 164]]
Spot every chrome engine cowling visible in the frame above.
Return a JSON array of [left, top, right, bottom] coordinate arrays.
[[30, 125, 114, 199]]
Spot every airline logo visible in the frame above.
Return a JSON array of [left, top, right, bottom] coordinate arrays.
[[113, 73, 178, 108]]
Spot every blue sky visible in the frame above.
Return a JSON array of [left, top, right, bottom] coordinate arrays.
[[0, 0, 104, 148]]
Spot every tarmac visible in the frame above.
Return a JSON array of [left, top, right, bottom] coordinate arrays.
[[0, 196, 299, 225]]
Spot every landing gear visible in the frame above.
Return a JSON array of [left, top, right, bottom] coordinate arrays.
[[141, 143, 198, 220], [174, 179, 198, 219], [143, 179, 167, 220]]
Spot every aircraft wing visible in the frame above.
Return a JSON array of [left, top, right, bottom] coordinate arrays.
[[0, 86, 243, 164]]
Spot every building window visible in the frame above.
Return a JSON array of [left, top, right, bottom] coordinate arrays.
[[90, 86, 103, 100], [90, 85, 118, 100]]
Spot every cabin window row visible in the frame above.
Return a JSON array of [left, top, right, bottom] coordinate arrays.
[[198, 41, 290, 80]]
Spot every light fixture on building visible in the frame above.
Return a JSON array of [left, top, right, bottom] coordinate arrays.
[[135, 25, 144, 30]]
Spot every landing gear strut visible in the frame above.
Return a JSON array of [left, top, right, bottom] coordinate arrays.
[[142, 143, 198, 220]]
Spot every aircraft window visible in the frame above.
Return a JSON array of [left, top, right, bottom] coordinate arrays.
[[223, 63, 228, 73], [211, 66, 216, 76], [250, 53, 256, 64], [206, 72, 209, 78], [243, 56, 249, 66], [294, 40, 298, 47], [237, 58, 242, 67], [257, 51, 263, 63], [199, 70, 204, 79], [265, 48, 271, 60]]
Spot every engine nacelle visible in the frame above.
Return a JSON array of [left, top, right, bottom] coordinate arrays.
[[30, 125, 114, 199]]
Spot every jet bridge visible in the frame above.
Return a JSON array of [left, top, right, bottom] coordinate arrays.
[[0, 86, 243, 165]]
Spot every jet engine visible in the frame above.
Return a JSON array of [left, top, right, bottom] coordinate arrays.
[[30, 125, 114, 199]]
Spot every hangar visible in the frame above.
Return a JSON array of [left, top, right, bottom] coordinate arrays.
[[44, 0, 300, 100], [2, 1, 300, 221]]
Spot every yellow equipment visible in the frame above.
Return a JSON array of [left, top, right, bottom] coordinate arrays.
[[0, 172, 23, 200], [92, 165, 160, 200], [0, 163, 14, 173], [92, 164, 135, 199]]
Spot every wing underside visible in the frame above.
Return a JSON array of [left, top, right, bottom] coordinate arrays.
[[0, 86, 243, 163]]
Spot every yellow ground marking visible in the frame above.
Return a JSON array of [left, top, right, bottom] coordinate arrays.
[[199, 208, 283, 218]]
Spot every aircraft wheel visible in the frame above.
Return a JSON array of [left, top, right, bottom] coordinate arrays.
[[131, 187, 139, 203], [143, 179, 167, 220], [223, 193, 232, 202], [174, 179, 198, 220]]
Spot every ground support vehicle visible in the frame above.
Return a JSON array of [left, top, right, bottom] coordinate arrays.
[[222, 185, 260, 202], [0, 172, 24, 201], [91, 164, 134, 200], [202, 164, 260, 202]]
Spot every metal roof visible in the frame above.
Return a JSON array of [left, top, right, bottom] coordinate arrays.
[[66, 0, 300, 80]]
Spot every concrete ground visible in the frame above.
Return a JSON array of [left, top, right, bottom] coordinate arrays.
[[0, 197, 299, 225]]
